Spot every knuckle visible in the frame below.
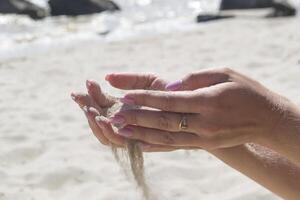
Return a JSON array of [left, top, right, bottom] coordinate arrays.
[[133, 75, 141, 89], [134, 130, 147, 141], [161, 132, 176, 145], [163, 94, 175, 111], [139, 92, 147, 104], [143, 90, 154, 104], [145, 74, 158, 88], [157, 113, 171, 130], [127, 110, 138, 124], [135, 130, 145, 141]]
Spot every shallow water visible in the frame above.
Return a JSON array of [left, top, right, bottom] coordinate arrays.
[[0, 0, 220, 61]]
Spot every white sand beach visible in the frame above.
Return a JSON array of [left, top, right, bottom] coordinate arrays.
[[1, 8, 300, 200]]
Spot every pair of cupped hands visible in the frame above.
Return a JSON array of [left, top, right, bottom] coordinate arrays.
[[71, 68, 289, 152]]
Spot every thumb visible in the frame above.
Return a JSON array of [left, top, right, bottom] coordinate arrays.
[[105, 73, 168, 91]]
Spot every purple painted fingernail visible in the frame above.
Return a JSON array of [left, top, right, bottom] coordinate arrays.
[[165, 80, 182, 91], [109, 115, 125, 125], [120, 96, 135, 105], [117, 127, 133, 137]]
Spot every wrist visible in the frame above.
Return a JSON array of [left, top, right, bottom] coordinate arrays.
[[261, 98, 300, 153], [274, 100, 300, 142]]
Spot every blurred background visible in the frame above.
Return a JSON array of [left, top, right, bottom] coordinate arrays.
[[0, 0, 299, 200], [0, 0, 221, 61]]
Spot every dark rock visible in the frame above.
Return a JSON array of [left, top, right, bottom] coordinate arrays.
[[220, 0, 273, 10], [48, 0, 120, 16], [196, 14, 235, 23], [266, 1, 296, 17], [0, 0, 49, 19], [220, 0, 296, 17]]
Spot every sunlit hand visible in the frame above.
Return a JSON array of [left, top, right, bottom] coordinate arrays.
[[71, 74, 195, 152], [110, 68, 290, 150]]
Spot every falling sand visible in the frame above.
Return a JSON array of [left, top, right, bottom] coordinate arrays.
[[105, 100, 153, 200]]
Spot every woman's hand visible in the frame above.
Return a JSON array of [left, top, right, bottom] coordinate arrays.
[[71, 80, 125, 147], [71, 69, 300, 200], [110, 68, 291, 150], [71, 74, 196, 152]]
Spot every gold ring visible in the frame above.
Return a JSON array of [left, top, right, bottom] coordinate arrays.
[[179, 115, 188, 130]]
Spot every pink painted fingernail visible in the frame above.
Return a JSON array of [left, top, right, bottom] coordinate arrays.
[[86, 79, 94, 89], [95, 115, 101, 122], [95, 116, 104, 128], [165, 80, 182, 91], [120, 96, 135, 105], [105, 74, 112, 81], [96, 115, 106, 121], [95, 115, 108, 124], [117, 127, 133, 137], [109, 115, 125, 125], [82, 106, 88, 113], [95, 115, 107, 122]]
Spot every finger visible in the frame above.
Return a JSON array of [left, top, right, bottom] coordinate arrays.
[[71, 92, 103, 114], [83, 106, 109, 145], [109, 109, 200, 133], [142, 144, 178, 152], [121, 90, 207, 113], [71, 92, 92, 108], [105, 73, 168, 91], [116, 125, 202, 147], [165, 68, 231, 91], [140, 142, 200, 152], [95, 115, 126, 147], [86, 79, 115, 107]]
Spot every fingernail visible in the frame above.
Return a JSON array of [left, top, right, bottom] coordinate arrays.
[[165, 80, 182, 91], [95, 116, 104, 129], [71, 93, 76, 101], [82, 106, 88, 113], [86, 79, 94, 89], [95, 115, 107, 123], [105, 74, 111, 81], [95, 115, 109, 126], [109, 115, 125, 125], [88, 107, 100, 115], [120, 96, 135, 105], [117, 127, 133, 137]]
